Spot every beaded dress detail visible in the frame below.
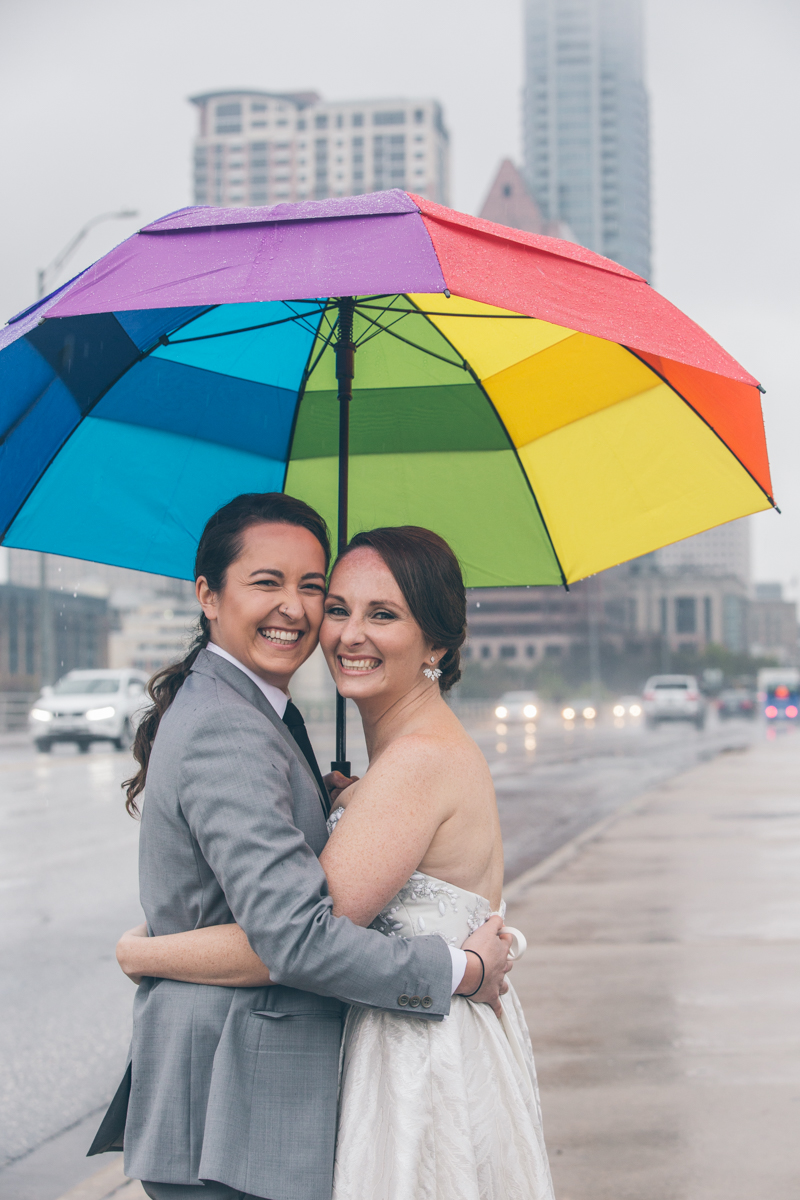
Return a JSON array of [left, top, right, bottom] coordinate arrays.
[[326, 805, 555, 1200]]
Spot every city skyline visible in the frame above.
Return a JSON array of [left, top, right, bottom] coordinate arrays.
[[0, 0, 795, 594]]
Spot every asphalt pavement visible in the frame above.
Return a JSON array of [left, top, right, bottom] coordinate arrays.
[[0, 707, 763, 1199]]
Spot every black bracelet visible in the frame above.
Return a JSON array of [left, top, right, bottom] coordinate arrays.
[[461, 949, 485, 998]]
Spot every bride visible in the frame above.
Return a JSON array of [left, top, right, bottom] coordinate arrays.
[[118, 525, 554, 1200]]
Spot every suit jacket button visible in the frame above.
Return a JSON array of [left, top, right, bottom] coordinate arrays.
[[398, 994, 410, 1006], [409, 995, 421, 1008], [421, 995, 433, 1008]]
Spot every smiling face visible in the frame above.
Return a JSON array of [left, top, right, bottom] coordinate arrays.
[[196, 521, 327, 690], [320, 546, 441, 706]]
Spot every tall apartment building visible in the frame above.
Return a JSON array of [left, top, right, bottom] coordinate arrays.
[[190, 90, 450, 209], [523, 0, 651, 279]]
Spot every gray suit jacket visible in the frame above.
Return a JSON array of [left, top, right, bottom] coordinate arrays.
[[123, 649, 452, 1200]]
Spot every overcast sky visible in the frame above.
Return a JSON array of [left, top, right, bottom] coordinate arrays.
[[1, 0, 797, 590]]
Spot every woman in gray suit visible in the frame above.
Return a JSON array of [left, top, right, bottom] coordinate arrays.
[[120, 520, 554, 1200], [106, 494, 510, 1200]]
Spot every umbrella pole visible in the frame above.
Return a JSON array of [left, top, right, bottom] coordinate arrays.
[[332, 297, 355, 776]]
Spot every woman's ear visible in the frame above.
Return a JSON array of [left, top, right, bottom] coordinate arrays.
[[196, 576, 217, 620]]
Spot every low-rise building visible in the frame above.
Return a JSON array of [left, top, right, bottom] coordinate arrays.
[[748, 583, 798, 666], [465, 582, 594, 665], [108, 594, 200, 675], [0, 583, 110, 728], [465, 561, 753, 665]]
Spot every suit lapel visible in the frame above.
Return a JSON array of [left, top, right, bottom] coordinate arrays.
[[192, 649, 329, 816]]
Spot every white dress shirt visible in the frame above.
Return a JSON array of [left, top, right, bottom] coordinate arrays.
[[207, 641, 289, 717], [205, 640, 468, 994]]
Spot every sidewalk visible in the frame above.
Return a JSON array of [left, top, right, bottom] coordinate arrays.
[[507, 730, 800, 1199]]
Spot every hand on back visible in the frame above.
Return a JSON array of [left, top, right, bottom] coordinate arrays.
[[456, 916, 513, 1017]]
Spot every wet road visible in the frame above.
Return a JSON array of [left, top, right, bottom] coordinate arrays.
[[0, 710, 762, 1195]]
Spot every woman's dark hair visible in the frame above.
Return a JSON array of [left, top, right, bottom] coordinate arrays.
[[124, 493, 330, 816], [338, 526, 466, 694]]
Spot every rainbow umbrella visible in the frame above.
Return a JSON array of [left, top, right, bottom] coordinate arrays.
[[0, 190, 774, 766]]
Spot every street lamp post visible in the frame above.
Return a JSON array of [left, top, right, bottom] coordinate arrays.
[[35, 209, 138, 687], [36, 208, 138, 299]]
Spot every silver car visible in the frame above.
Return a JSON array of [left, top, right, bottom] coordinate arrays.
[[29, 669, 149, 753], [642, 674, 706, 730]]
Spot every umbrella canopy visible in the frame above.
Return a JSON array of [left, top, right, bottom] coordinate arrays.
[[0, 190, 773, 588]]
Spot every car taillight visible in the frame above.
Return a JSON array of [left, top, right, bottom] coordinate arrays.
[[786, 705, 798, 719], [643, 691, 655, 701], [687, 691, 698, 701], [765, 705, 778, 718]]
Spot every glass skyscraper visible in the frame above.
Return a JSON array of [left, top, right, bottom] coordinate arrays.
[[524, 0, 651, 280]]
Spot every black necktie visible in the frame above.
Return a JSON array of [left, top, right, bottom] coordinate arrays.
[[282, 700, 329, 815]]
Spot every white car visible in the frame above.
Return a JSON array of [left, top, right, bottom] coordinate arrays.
[[29, 669, 149, 753], [494, 691, 539, 722], [642, 674, 706, 730]]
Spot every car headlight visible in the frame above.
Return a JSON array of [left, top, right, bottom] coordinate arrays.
[[629, 704, 642, 716], [523, 704, 537, 718], [583, 706, 596, 720], [86, 706, 116, 721], [30, 708, 53, 722], [613, 704, 625, 717], [495, 706, 508, 719], [562, 707, 575, 720]]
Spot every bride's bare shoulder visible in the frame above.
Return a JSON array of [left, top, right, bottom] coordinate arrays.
[[374, 717, 488, 784]]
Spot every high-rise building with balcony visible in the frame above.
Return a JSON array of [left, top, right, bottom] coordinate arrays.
[[523, 0, 651, 280], [190, 90, 450, 209]]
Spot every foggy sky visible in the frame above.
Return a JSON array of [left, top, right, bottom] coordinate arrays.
[[1, 0, 797, 590]]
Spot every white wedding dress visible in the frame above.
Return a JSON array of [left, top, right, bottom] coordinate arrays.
[[327, 807, 555, 1200]]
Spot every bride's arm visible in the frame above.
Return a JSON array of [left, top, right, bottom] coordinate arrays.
[[117, 921, 270, 987], [118, 745, 447, 987], [319, 734, 450, 924]]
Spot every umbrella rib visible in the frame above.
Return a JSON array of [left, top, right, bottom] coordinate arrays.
[[353, 293, 417, 345], [351, 306, 468, 371], [282, 304, 331, 495], [407, 297, 570, 590], [163, 304, 329, 346], [303, 316, 340, 382], [623, 347, 777, 508], [282, 298, 334, 339], [357, 304, 532, 319], [353, 306, 416, 350]]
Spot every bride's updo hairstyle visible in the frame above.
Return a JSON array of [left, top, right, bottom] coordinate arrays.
[[124, 492, 330, 815], [339, 526, 467, 693]]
